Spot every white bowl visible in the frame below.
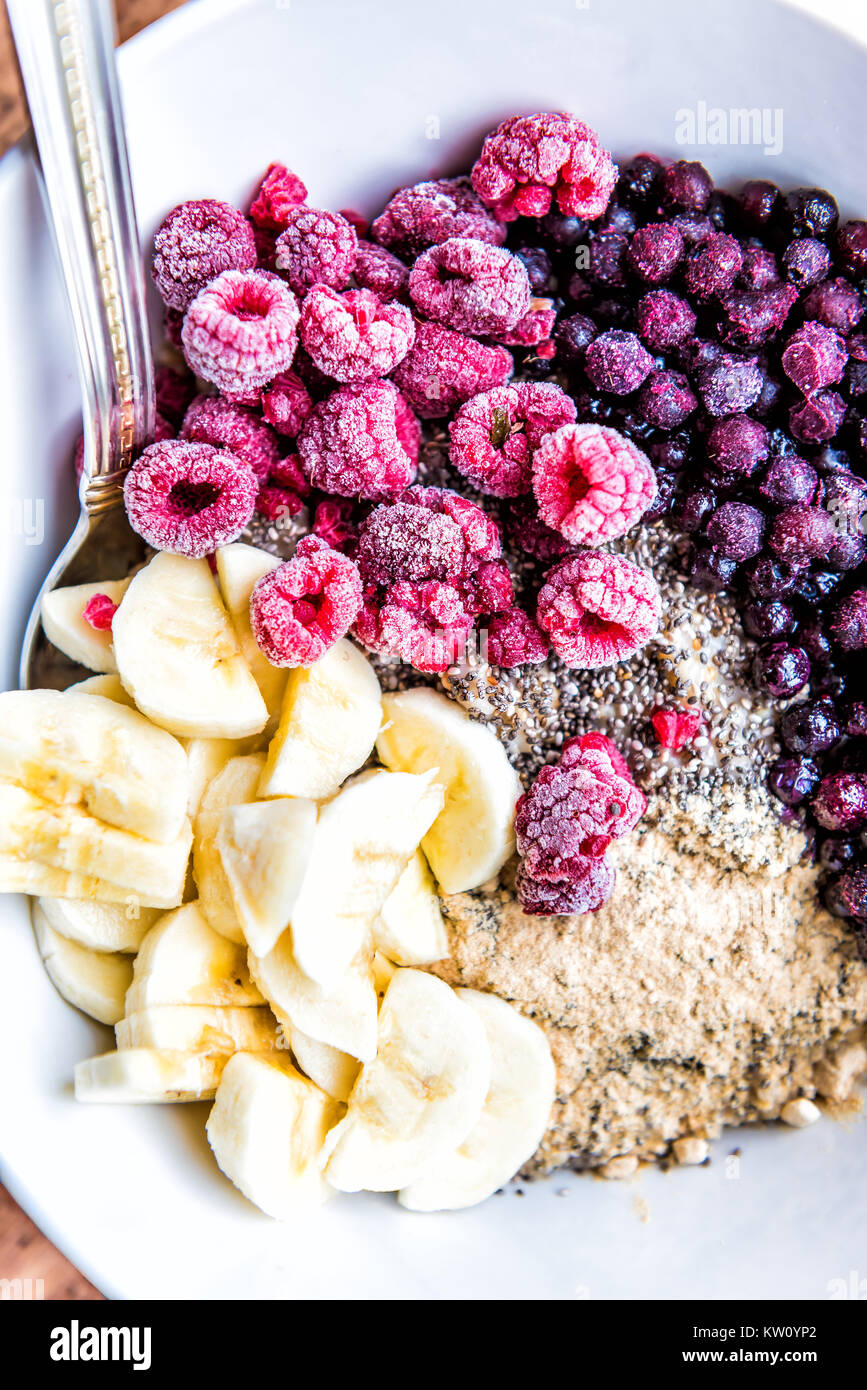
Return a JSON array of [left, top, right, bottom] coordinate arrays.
[[1, 0, 866, 1300]]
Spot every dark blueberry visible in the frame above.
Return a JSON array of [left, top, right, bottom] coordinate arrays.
[[739, 180, 780, 231], [706, 190, 737, 232], [767, 755, 820, 806], [670, 212, 714, 247], [585, 329, 653, 395], [818, 470, 867, 533], [752, 370, 785, 420], [570, 391, 613, 424], [637, 370, 697, 429], [706, 413, 769, 475], [828, 533, 867, 571], [617, 154, 664, 211], [824, 867, 867, 920], [790, 568, 844, 604], [679, 337, 724, 376], [538, 211, 587, 253], [830, 588, 867, 651], [813, 442, 855, 474], [782, 237, 830, 288], [752, 642, 811, 697], [554, 312, 598, 365], [743, 555, 797, 599], [514, 246, 555, 293], [689, 544, 738, 591], [742, 599, 797, 640], [635, 289, 696, 351], [674, 486, 717, 533], [759, 456, 818, 506], [662, 159, 713, 213], [707, 500, 766, 560], [649, 432, 691, 472], [718, 285, 798, 347], [587, 229, 629, 287], [803, 277, 864, 334], [798, 620, 833, 664], [627, 222, 685, 284], [591, 296, 634, 329], [844, 358, 867, 399], [781, 187, 839, 241], [769, 504, 836, 564], [780, 697, 841, 755], [698, 356, 764, 417], [836, 220, 867, 279], [684, 232, 743, 299], [843, 701, 867, 738], [818, 836, 858, 872], [599, 203, 637, 237], [643, 470, 678, 520], [739, 245, 780, 290], [767, 428, 800, 458], [813, 772, 867, 831], [790, 389, 848, 445]]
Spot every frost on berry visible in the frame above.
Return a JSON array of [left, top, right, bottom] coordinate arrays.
[[357, 501, 464, 585], [532, 423, 656, 546], [471, 112, 617, 221], [789, 388, 847, 443], [181, 270, 299, 397], [181, 394, 280, 482], [516, 857, 616, 916], [353, 580, 473, 673], [781, 320, 848, 396], [408, 237, 531, 338], [82, 593, 118, 632], [299, 286, 415, 383], [449, 382, 576, 498], [485, 607, 549, 667], [497, 303, 558, 347], [371, 176, 506, 259], [260, 370, 314, 437], [152, 199, 257, 312], [297, 380, 419, 500], [123, 439, 258, 558], [651, 706, 703, 751], [461, 559, 514, 617], [313, 496, 358, 553], [248, 163, 308, 231], [353, 239, 410, 301], [536, 550, 661, 668], [274, 206, 358, 295], [250, 535, 362, 667], [391, 319, 513, 418]]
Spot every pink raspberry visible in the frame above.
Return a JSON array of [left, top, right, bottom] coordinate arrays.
[[339, 209, 368, 238], [297, 381, 419, 499], [181, 270, 299, 398], [497, 303, 558, 347], [516, 858, 615, 917], [471, 112, 617, 221], [299, 286, 415, 383], [275, 207, 358, 295], [449, 382, 576, 498], [651, 707, 704, 751], [353, 580, 473, 673], [255, 485, 305, 522], [408, 237, 530, 338], [536, 551, 661, 668], [502, 496, 572, 563], [123, 439, 258, 558], [313, 496, 358, 553], [356, 485, 500, 587], [353, 240, 410, 301], [485, 607, 549, 667], [781, 320, 848, 396], [181, 395, 280, 483], [155, 365, 195, 425], [261, 370, 314, 437], [250, 534, 362, 667], [391, 320, 513, 418], [82, 593, 118, 632], [248, 163, 308, 231], [402, 486, 502, 568], [371, 176, 506, 258], [564, 730, 633, 782], [460, 559, 514, 617], [152, 199, 257, 312], [533, 424, 657, 547]]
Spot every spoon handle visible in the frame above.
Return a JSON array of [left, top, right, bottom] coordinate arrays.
[[7, 0, 155, 513]]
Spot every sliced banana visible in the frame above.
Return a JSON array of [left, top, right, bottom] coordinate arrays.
[[37, 895, 159, 953], [33, 905, 132, 1025], [124, 902, 264, 1013], [0, 856, 151, 906], [377, 688, 520, 894], [289, 1026, 359, 1104], [258, 638, 382, 801], [373, 851, 449, 967], [74, 1048, 226, 1102], [248, 935, 377, 1062], [325, 968, 491, 1193], [217, 797, 316, 957], [206, 1053, 341, 1218], [215, 542, 287, 728], [70, 673, 136, 706], [41, 578, 130, 674], [398, 989, 556, 1212], [112, 552, 268, 739], [183, 737, 247, 820], [116, 1004, 280, 1054], [192, 754, 266, 944]]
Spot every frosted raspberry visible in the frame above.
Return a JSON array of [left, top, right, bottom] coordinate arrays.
[[297, 381, 419, 499], [563, 730, 633, 783], [652, 707, 703, 751], [497, 303, 558, 347], [449, 382, 576, 498], [256, 485, 305, 522], [354, 580, 473, 673], [269, 452, 309, 494], [485, 607, 549, 667], [461, 559, 514, 616], [152, 199, 257, 312], [312, 496, 357, 552], [181, 270, 299, 397], [516, 858, 616, 917], [248, 163, 308, 231], [371, 176, 506, 258], [82, 593, 117, 632], [781, 320, 848, 395], [299, 286, 415, 383], [357, 502, 464, 584], [250, 535, 362, 667], [502, 496, 572, 563], [532, 424, 657, 547], [154, 365, 195, 425], [471, 112, 617, 221], [275, 207, 358, 295], [123, 439, 257, 557], [260, 369, 314, 438], [164, 306, 185, 350], [181, 395, 280, 482], [536, 551, 661, 668], [391, 320, 513, 418], [353, 240, 410, 301], [408, 238, 530, 338], [402, 486, 502, 567]]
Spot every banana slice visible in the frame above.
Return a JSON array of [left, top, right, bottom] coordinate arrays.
[[183, 738, 247, 820], [112, 552, 268, 739], [0, 689, 189, 843], [289, 1027, 359, 1103], [124, 902, 264, 1013], [116, 1004, 280, 1054], [192, 754, 266, 944], [206, 1053, 341, 1217], [33, 905, 132, 1025], [74, 1048, 226, 1103], [215, 542, 288, 728], [290, 769, 444, 990], [325, 968, 491, 1193], [373, 851, 449, 967], [0, 856, 156, 906], [377, 689, 520, 894], [37, 895, 160, 953], [258, 638, 382, 800], [70, 673, 137, 707], [398, 989, 556, 1211], [217, 797, 316, 957], [41, 578, 131, 673], [248, 935, 377, 1062]]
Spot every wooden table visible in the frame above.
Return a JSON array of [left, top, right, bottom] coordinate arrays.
[[0, 0, 187, 1303]]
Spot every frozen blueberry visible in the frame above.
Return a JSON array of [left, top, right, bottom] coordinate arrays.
[[780, 697, 841, 755], [818, 836, 858, 872], [753, 642, 811, 697], [742, 599, 797, 640], [617, 154, 664, 210], [743, 555, 797, 599], [782, 238, 830, 288], [706, 500, 766, 560], [674, 486, 717, 533], [697, 355, 764, 416], [637, 370, 697, 429], [706, 413, 769, 475], [663, 160, 713, 212], [554, 312, 598, 364], [585, 329, 653, 394], [627, 222, 685, 284], [836, 220, 867, 279], [635, 290, 696, 351], [689, 544, 738, 591], [758, 456, 818, 506], [768, 755, 821, 807], [739, 180, 780, 230], [781, 187, 839, 241]]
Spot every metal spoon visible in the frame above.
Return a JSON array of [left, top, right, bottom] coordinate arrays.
[[7, 0, 155, 690]]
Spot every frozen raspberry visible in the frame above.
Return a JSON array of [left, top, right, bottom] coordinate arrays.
[[352, 239, 410, 301], [448, 382, 576, 498], [408, 238, 530, 338], [536, 551, 661, 668], [152, 200, 257, 312], [391, 319, 513, 418], [803, 277, 863, 333], [683, 232, 743, 299], [564, 730, 633, 783], [635, 290, 696, 351], [719, 284, 798, 347], [357, 501, 465, 584], [769, 504, 836, 564], [154, 365, 195, 425], [275, 207, 358, 295], [532, 423, 656, 547], [297, 381, 419, 499], [585, 330, 653, 395], [497, 303, 558, 347], [471, 112, 617, 221], [299, 286, 414, 384], [789, 389, 847, 443], [123, 439, 257, 557], [502, 496, 572, 563], [250, 535, 362, 667], [812, 772, 867, 833], [313, 496, 358, 552], [181, 395, 280, 483], [399, 485, 502, 570], [485, 607, 548, 667], [831, 589, 867, 651], [782, 321, 848, 395], [248, 163, 308, 231], [371, 177, 506, 259], [82, 593, 118, 632], [516, 858, 615, 916], [256, 484, 305, 522], [354, 580, 473, 673], [627, 222, 684, 284], [181, 270, 299, 398], [260, 370, 313, 437], [652, 706, 703, 751], [461, 559, 513, 617]]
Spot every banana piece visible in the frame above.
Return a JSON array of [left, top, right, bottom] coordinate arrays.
[[192, 754, 266, 944], [183, 737, 246, 820], [377, 688, 520, 894], [70, 673, 136, 707], [74, 1048, 226, 1102], [290, 769, 444, 991], [373, 851, 448, 967], [325, 968, 491, 1194], [116, 1004, 280, 1054], [37, 895, 160, 953], [258, 638, 382, 800], [0, 689, 189, 843], [0, 856, 157, 906], [112, 552, 268, 739], [124, 902, 264, 1013], [289, 1027, 359, 1103], [41, 579, 131, 673], [398, 989, 556, 1212], [216, 797, 317, 957], [215, 542, 288, 728], [248, 934, 378, 1062], [373, 950, 396, 999], [33, 905, 132, 1025], [206, 1053, 341, 1217]]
